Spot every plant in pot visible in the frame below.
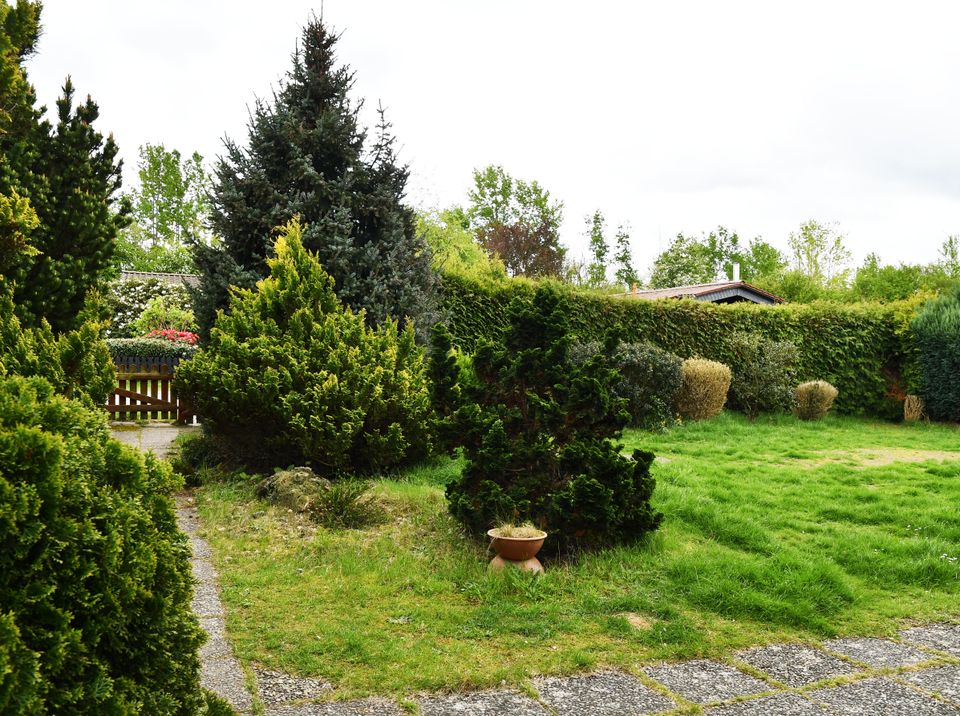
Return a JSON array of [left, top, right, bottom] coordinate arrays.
[[487, 523, 548, 573], [437, 284, 663, 559]]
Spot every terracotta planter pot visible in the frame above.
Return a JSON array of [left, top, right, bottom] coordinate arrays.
[[487, 528, 547, 573]]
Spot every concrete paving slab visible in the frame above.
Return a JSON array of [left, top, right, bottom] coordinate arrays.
[[643, 660, 769, 705], [825, 637, 931, 668], [255, 667, 333, 706], [535, 671, 675, 715], [737, 644, 855, 687], [202, 656, 253, 714], [418, 690, 551, 716], [707, 693, 829, 715], [900, 665, 960, 705], [267, 698, 403, 715], [902, 624, 960, 658], [810, 677, 959, 715]]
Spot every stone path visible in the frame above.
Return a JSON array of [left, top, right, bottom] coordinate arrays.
[[118, 425, 960, 715], [110, 421, 200, 460]]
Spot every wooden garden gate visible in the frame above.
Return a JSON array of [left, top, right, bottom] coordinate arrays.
[[106, 356, 196, 424]]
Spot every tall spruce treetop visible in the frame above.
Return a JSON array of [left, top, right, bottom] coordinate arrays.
[[194, 17, 434, 339]]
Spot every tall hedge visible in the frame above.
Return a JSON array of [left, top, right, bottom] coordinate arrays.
[[0, 376, 204, 714], [438, 274, 910, 416], [912, 288, 960, 422]]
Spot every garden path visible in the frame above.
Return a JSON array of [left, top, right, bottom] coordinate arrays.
[[114, 425, 960, 715]]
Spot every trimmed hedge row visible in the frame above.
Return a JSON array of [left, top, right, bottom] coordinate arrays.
[[107, 337, 200, 361], [438, 274, 914, 416]]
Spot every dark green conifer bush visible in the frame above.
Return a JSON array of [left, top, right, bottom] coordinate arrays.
[[728, 332, 799, 419], [0, 375, 204, 715], [445, 285, 662, 555], [176, 219, 434, 474], [570, 340, 682, 430], [912, 287, 960, 421]]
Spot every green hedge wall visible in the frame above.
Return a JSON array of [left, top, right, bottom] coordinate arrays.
[[438, 274, 914, 416], [107, 337, 200, 361]]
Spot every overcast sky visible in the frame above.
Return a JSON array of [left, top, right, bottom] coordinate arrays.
[[26, 1, 960, 277]]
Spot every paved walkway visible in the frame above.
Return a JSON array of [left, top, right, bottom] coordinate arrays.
[[109, 421, 200, 460], [121, 425, 960, 715]]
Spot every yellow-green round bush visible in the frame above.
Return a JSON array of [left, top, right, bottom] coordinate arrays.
[[675, 358, 731, 421], [794, 380, 839, 420]]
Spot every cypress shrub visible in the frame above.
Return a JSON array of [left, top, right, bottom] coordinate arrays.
[[676, 358, 731, 421], [445, 285, 662, 555], [912, 288, 960, 422], [0, 375, 205, 714], [794, 380, 839, 420], [175, 219, 434, 474], [728, 332, 799, 418]]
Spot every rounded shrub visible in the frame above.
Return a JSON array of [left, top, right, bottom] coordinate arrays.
[[0, 375, 205, 714], [728, 331, 799, 419], [571, 340, 682, 430], [794, 380, 839, 420], [675, 358, 731, 421], [444, 285, 663, 555], [175, 219, 435, 474]]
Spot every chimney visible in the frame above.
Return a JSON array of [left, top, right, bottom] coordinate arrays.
[[732, 262, 741, 282]]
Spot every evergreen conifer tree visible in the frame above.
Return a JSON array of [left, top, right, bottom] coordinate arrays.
[[0, 56, 128, 331], [586, 210, 608, 287], [613, 224, 638, 289], [194, 17, 434, 340]]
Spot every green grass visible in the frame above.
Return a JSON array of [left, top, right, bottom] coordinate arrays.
[[194, 413, 960, 698]]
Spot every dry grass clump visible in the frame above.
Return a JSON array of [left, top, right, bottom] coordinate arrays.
[[904, 395, 926, 422], [492, 522, 545, 538], [675, 358, 731, 421], [794, 380, 839, 420]]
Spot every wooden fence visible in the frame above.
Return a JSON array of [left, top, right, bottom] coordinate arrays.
[[106, 356, 196, 423]]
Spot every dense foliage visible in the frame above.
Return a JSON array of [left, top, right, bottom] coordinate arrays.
[[0, 283, 114, 404], [107, 276, 194, 338], [193, 16, 433, 340], [130, 294, 198, 336], [176, 219, 434, 474], [107, 337, 199, 361], [0, 375, 205, 714], [675, 358, 731, 421], [912, 288, 960, 422], [443, 285, 662, 554], [728, 332, 799, 418], [794, 380, 839, 420], [116, 144, 212, 273], [437, 272, 909, 416], [571, 340, 682, 430]]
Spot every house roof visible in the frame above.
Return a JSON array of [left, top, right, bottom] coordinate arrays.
[[119, 270, 200, 289], [625, 280, 785, 305]]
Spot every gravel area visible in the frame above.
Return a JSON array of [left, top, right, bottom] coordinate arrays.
[[268, 699, 403, 715], [255, 667, 333, 707]]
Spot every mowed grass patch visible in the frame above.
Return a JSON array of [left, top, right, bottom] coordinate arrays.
[[195, 413, 960, 697]]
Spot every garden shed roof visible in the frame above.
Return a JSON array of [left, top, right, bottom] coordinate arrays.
[[119, 270, 200, 289], [624, 280, 784, 305]]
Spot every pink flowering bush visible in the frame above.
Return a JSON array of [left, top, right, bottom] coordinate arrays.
[[146, 328, 199, 345]]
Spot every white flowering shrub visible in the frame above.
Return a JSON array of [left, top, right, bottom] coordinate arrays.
[[107, 279, 194, 338]]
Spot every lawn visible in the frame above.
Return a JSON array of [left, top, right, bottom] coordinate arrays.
[[194, 413, 960, 698]]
